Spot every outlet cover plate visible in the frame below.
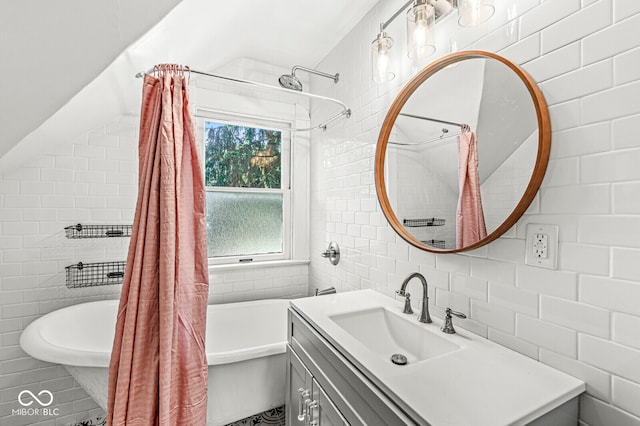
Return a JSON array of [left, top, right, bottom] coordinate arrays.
[[525, 223, 559, 269]]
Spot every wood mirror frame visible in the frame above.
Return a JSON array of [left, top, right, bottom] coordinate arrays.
[[375, 50, 551, 253]]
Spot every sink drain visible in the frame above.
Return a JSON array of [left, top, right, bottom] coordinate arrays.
[[391, 354, 408, 365]]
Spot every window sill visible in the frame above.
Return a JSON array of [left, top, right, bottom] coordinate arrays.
[[207, 259, 310, 272]]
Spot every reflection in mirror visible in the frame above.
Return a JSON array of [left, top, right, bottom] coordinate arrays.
[[377, 51, 550, 253]]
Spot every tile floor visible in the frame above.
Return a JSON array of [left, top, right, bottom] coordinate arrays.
[[72, 417, 105, 426], [71, 406, 285, 426], [225, 406, 285, 426]]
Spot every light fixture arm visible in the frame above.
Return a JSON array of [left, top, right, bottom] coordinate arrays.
[[380, 0, 458, 31], [291, 66, 339, 84], [381, 0, 416, 30]]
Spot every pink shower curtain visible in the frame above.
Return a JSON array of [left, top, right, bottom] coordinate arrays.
[[107, 65, 209, 426], [456, 127, 487, 249]]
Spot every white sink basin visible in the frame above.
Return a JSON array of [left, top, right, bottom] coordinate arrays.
[[329, 307, 459, 364]]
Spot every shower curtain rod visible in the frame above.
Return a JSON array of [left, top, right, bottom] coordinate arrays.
[[135, 67, 351, 132], [398, 112, 464, 128], [388, 131, 462, 147]]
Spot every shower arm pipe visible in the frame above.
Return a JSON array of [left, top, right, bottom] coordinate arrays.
[[290, 65, 339, 83], [135, 68, 351, 132]]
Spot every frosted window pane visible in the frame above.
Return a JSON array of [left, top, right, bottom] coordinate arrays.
[[206, 192, 283, 258]]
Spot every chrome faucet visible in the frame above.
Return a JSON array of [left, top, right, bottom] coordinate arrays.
[[396, 272, 432, 323]]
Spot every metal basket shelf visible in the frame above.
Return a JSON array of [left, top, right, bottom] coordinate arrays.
[[64, 223, 133, 239], [65, 261, 126, 288], [421, 239, 447, 249], [403, 218, 445, 227]]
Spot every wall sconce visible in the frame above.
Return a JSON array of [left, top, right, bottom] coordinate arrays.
[[371, 0, 496, 82], [458, 0, 495, 27], [372, 26, 395, 83], [407, 0, 436, 61]]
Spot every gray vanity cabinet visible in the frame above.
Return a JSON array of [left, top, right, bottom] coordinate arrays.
[[286, 302, 579, 426], [286, 307, 415, 426], [314, 379, 348, 426], [287, 348, 347, 426]]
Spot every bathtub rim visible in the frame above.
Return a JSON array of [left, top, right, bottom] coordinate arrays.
[[20, 298, 290, 368]]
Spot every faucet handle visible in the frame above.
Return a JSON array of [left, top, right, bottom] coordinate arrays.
[[441, 308, 467, 334], [447, 308, 466, 319], [396, 289, 405, 297], [401, 293, 413, 314]]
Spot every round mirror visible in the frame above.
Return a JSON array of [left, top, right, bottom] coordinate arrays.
[[375, 51, 550, 253]]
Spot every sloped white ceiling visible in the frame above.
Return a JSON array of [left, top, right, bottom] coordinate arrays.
[[0, 0, 377, 171], [0, 0, 182, 158]]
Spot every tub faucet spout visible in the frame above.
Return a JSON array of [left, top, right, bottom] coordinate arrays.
[[398, 272, 432, 323]]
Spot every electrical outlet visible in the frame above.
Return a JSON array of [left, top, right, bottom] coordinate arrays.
[[525, 224, 558, 269], [533, 233, 548, 259]]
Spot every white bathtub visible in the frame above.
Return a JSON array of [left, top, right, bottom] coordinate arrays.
[[20, 298, 289, 426]]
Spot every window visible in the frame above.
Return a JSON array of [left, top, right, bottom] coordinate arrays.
[[202, 117, 291, 263]]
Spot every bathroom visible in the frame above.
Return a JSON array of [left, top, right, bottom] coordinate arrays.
[[1, 0, 640, 425]]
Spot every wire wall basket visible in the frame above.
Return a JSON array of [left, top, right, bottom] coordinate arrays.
[[421, 239, 447, 249], [403, 218, 445, 227], [64, 223, 133, 239], [65, 261, 126, 289]]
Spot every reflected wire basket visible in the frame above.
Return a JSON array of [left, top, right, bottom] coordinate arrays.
[[403, 218, 445, 227], [65, 261, 126, 288]]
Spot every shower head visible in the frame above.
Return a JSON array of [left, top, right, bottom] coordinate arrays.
[[278, 66, 340, 92], [278, 74, 303, 91]]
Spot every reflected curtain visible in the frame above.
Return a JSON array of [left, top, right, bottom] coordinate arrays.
[[107, 65, 209, 426], [456, 126, 487, 249]]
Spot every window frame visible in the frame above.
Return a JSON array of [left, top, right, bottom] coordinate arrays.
[[197, 109, 293, 265]]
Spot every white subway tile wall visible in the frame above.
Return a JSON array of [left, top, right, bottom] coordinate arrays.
[[0, 59, 308, 425], [309, 0, 640, 424], [0, 119, 135, 425]]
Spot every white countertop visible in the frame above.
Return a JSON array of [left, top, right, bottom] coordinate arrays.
[[290, 289, 585, 426]]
